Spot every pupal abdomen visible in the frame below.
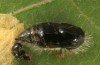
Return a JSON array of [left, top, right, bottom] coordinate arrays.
[[32, 23, 85, 49]]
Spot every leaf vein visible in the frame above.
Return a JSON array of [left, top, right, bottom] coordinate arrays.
[[68, 0, 100, 33]]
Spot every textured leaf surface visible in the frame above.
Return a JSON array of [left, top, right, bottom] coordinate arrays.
[[0, 0, 100, 65]]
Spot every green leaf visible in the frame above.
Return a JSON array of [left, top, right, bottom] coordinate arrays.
[[0, 0, 100, 65]]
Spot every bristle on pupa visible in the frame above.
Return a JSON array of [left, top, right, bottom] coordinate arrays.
[[67, 33, 93, 54]]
